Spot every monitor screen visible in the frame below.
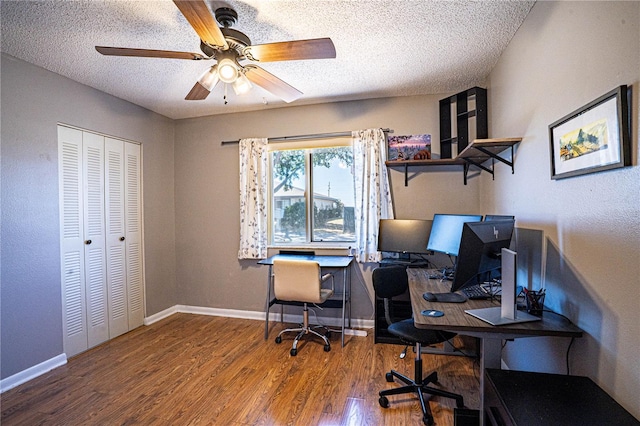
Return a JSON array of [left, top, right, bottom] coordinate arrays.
[[378, 219, 432, 254], [426, 214, 483, 256], [484, 215, 515, 221], [450, 219, 515, 292]]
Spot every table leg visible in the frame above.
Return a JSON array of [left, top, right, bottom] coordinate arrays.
[[479, 338, 502, 426], [341, 267, 346, 347], [264, 265, 273, 340]]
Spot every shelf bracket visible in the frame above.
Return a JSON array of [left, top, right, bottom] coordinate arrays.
[[462, 158, 494, 182], [474, 145, 515, 174], [404, 163, 409, 187]]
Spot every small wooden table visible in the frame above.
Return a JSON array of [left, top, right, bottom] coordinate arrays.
[[406, 268, 583, 425]]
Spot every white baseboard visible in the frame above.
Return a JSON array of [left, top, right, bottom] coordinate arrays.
[[144, 304, 374, 331], [1, 353, 67, 393], [143, 305, 179, 325], [3, 307, 372, 393]]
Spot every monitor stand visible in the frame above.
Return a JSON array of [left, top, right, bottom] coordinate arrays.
[[465, 249, 541, 326]]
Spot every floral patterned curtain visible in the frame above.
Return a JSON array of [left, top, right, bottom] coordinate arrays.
[[238, 138, 269, 259], [352, 129, 394, 263]]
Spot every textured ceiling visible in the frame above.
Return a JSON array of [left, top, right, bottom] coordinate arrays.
[[1, 0, 535, 120]]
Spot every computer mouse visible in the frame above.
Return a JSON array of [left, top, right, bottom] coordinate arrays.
[[423, 292, 438, 302], [421, 309, 444, 317]]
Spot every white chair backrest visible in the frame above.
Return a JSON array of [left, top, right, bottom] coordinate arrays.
[[273, 259, 323, 303]]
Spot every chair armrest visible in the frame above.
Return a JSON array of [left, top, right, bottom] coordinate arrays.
[[321, 273, 335, 293]]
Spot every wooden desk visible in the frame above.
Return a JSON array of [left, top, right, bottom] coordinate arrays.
[[406, 268, 583, 425], [259, 254, 354, 347]]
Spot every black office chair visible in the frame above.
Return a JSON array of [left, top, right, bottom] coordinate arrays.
[[373, 266, 464, 426]]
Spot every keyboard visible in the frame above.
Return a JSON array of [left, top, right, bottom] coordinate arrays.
[[461, 284, 491, 300]]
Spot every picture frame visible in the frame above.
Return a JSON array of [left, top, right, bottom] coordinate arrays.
[[549, 85, 631, 180], [387, 134, 431, 161]]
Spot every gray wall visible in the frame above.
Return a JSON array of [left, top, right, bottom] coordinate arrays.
[[173, 96, 481, 321], [483, 1, 639, 417], [1, 54, 177, 378]]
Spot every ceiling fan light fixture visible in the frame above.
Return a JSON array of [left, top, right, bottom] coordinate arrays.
[[232, 72, 252, 95], [198, 65, 219, 91], [218, 58, 239, 83]]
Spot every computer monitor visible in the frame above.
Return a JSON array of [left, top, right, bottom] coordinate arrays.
[[426, 214, 483, 256], [484, 215, 515, 221], [451, 219, 515, 293], [378, 219, 432, 255]]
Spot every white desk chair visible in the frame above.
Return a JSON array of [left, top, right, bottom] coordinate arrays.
[[273, 259, 334, 356]]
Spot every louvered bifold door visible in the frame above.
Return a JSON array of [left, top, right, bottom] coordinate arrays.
[[105, 138, 129, 338], [58, 126, 88, 356], [82, 132, 109, 348], [124, 142, 144, 328]]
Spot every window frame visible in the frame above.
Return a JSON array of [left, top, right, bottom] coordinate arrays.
[[267, 137, 355, 248]]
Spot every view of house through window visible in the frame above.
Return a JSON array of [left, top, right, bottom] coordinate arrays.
[[271, 145, 355, 244]]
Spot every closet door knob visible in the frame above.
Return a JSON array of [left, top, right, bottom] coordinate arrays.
[[120, 236, 125, 241], [85, 239, 92, 245]]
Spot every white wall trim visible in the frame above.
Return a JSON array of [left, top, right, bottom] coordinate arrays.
[[143, 305, 179, 325], [4, 307, 372, 393], [145, 304, 374, 331], [1, 353, 67, 393]]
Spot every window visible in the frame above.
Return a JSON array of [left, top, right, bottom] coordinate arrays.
[[270, 141, 355, 245]]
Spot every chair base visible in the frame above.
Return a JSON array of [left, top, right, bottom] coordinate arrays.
[[274, 305, 331, 356], [378, 344, 464, 426]]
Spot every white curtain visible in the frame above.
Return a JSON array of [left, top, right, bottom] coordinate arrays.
[[352, 128, 394, 263], [238, 138, 269, 259]]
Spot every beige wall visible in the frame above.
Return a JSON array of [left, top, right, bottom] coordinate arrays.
[[484, 1, 639, 417], [174, 95, 482, 320]]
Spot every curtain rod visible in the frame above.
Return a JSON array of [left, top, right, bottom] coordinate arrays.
[[220, 128, 393, 145]]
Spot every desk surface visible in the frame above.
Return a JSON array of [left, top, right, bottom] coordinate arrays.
[[258, 254, 354, 268], [407, 268, 583, 339]]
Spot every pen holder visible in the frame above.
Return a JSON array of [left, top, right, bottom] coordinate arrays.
[[525, 290, 545, 316]]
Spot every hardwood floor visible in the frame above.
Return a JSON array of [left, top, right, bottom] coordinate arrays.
[[2, 314, 480, 425]]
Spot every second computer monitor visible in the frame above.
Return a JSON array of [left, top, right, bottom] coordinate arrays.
[[426, 214, 483, 256], [378, 219, 432, 254], [484, 214, 515, 221], [451, 219, 515, 292]]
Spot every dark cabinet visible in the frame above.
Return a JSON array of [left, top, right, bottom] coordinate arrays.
[[440, 87, 488, 159], [484, 369, 639, 426]]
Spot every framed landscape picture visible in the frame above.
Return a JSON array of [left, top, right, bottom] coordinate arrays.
[[387, 134, 431, 161], [549, 85, 631, 180]]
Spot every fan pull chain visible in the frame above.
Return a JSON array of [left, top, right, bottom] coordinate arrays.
[[224, 84, 228, 105]]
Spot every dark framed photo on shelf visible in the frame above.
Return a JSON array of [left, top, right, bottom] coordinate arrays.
[[549, 85, 631, 180]]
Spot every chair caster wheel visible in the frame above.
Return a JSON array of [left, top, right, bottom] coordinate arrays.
[[275, 336, 282, 344], [290, 348, 297, 356], [423, 414, 434, 426], [324, 344, 331, 352], [385, 372, 394, 382], [378, 396, 389, 408]]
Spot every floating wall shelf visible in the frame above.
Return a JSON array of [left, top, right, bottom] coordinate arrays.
[[385, 138, 522, 186]]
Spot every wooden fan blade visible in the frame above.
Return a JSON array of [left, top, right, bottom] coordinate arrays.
[[96, 46, 206, 60], [173, 0, 228, 49], [244, 65, 302, 103], [243, 38, 336, 62], [185, 81, 211, 100]]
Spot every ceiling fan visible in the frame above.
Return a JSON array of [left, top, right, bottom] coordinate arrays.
[[96, 0, 336, 103]]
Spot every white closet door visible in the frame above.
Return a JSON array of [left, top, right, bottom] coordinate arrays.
[[125, 142, 144, 328], [58, 126, 88, 356], [105, 137, 129, 338], [82, 132, 109, 348]]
